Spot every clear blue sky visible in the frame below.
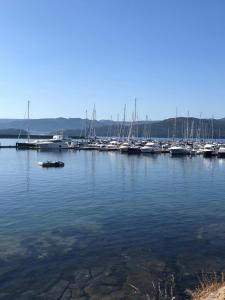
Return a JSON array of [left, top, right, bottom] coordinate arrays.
[[0, 0, 225, 120]]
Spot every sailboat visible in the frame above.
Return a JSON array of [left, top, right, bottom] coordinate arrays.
[[16, 101, 36, 149]]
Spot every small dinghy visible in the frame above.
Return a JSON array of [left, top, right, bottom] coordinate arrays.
[[38, 161, 64, 168]]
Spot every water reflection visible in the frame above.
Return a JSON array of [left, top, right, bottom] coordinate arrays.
[[202, 157, 217, 179], [26, 150, 30, 192], [91, 151, 96, 191], [218, 158, 225, 166]]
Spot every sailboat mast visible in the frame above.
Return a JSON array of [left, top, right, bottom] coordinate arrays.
[[186, 110, 189, 141], [85, 109, 88, 139], [93, 105, 96, 139], [121, 104, 126, 139], [134, 98, 137, 138], [27, 100, 30, 143], [173, 107, 177, 141], [211, 115, 214, 141]]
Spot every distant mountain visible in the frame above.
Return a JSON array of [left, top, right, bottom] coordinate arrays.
[[0, 118, 111, 133], [0, 119, 17, 124], [63, 117, 225, 139], [0, 128, 27, 136], [0, 118, 155, 132], [0, 117, 225, 138]]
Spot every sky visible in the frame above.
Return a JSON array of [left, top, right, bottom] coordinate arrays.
[[0, 0, 225, 120]]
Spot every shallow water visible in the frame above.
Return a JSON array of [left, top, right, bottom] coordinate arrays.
[[1, 142, 225, 299]]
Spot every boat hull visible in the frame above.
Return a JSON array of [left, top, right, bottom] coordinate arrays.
[[16, 142, 36, 149], [127, 147, 141, 154], [170, 149, 188, 156], [37, 143, 69, 150], [203, 151, 215, 157], [141, 147, 161, 154], [120, 147, 130, 153], [217, 152, 225, 158]]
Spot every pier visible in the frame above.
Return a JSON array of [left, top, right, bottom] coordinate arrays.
[[0, 145, 17, 148]]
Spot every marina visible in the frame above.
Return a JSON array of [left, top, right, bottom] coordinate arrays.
[[2, 137, 225, 159], [2, 101, 225, 160]]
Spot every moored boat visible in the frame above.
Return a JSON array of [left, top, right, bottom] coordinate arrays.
[[99, 141, 120, 151], [141, 142, 161, 154], [36, 135, 71, 150], [203, 144, 216, 157], [127, 145, 141, 154], [38, 161, 65, 168], [16, 142, 37, 149], [217, 146, 225, 158], [16, 100, 37, 149], [170, 145, 189, 156], [119, 142, 130, 153]]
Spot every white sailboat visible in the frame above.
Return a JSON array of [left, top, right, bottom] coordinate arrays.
[[16, 101, 36, 149]]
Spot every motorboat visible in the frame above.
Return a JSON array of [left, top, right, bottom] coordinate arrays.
[[99, 141, 120, 151], [81, 143, 101, 150], [119, 142, 130, 153], [196, 148, 204, 155], [185, 145, 197, 155], [35, 135, 71, 150], [161, 143, 170, 153], [203, 144, 216, 157], [140, 142, 161, 154], [217, 146, 225, 158], [190, 149, 196, 155], [170, 145, 189, 156], [127, 145, 141, 154]]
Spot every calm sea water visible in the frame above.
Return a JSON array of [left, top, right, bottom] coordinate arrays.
[[1, 139, 225, 299]]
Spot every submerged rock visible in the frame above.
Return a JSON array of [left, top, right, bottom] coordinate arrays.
[[45, 280, 69, 299], [18, 290, 37, 300], [0, 293, 9, 300], [84, 266, 126, 298], [74, 269, 92, 288], [60, 287, 72, 300]]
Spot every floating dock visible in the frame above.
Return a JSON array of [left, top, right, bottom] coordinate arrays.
[[0, 145, 17, 148]]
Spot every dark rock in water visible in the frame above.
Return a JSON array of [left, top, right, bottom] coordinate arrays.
[[85, 281, 119, 297], [70, 296, 90, 300], [97, 290, 126, 300], [45, 280, 69, 299], [60, 287, 72, 300], [90, 266, 105, 278], [0, 293, 9, 300], [84, 266, 126, 298], [74, 269, 91, 288], [68, 283, 88, 299], [18, 290, 37, 300]]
